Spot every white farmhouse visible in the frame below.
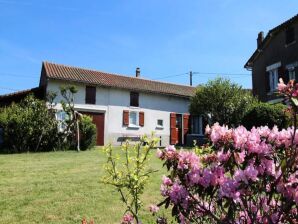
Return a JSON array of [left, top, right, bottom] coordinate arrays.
[[1, 62, 204, 146]]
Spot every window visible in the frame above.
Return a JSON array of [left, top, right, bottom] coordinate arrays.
[[129, 111, 138, 126], [191, 115, 203, 135], [130, 92, 139, 107], [286, 27, 295, 45], [269, 69, 278, 92], [85, 86, 96, 104], [56, 111, 69, 132], [157, 119, 163, 128], [289, 69, 296, 80]]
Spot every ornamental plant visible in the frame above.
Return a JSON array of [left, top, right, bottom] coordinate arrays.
[[154, 79, 298, 223], [102, 135, 159, 223]]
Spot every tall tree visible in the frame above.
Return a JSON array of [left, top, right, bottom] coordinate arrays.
[[190, 78, 256, 127]]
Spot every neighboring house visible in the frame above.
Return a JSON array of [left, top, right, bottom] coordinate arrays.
[[245, 14, 298, 102], [0, 87, 45, 106], [0, 62, 203, 146]]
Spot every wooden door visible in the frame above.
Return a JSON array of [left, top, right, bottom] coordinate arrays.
[[170, 113, 177, 145], [81, 112, 105, 146]]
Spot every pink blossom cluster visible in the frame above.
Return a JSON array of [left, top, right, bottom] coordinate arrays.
[[157, 124, 298, 223], [121, 213, 134, 224], [278, 78, 298, 97]]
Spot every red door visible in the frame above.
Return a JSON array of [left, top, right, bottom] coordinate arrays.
[[81, 112, 105, 146]]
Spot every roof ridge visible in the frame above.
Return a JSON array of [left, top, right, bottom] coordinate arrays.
[[43, 61, 195, 89], [244, 13, 298, 68]]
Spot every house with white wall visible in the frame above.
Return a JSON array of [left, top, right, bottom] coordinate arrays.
[[1, 62, 204, 146]]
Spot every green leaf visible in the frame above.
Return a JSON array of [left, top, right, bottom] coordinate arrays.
[[291, 98, 298, 107]]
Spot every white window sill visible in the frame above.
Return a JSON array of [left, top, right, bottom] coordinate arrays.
[[188, 134, 204, 137], [267, 90, 277, 95], [156, 126, 164, 130], [129, 106, 140, 109], [128, 124, 140, 129], [285, 41, 296, 48]]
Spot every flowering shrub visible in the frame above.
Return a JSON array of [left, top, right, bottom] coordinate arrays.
[[155, 79, 298, 223]]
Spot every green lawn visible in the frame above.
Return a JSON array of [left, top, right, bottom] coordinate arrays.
[[0, 148, 171, 224]]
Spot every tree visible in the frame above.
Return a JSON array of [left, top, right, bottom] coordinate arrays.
[[190, 78, 256, 127]]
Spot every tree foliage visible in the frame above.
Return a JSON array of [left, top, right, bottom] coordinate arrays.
[[0, 95, 59, 153], [242, 102, 290, 129], [190, 78, 256, 127]]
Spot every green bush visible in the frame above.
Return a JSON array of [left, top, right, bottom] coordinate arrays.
[[78, 115, 96, 151], [0, 95, 59, 153], [242, 102, 290, 129]]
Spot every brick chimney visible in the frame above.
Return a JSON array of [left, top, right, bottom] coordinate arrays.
[[257, 31, 264, 49], [136, 67, 140, 78]]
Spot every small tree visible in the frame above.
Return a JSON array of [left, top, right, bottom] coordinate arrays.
[[190, 78, 256, 127], [102, 135, 159, 223]]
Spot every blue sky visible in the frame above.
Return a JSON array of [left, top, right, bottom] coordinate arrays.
[[0, 0, 297, 94]]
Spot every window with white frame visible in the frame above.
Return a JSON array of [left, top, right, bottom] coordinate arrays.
[[191, 115, 203, 135], [269, 68, 278, 92], [157, 119, 164, 128], [129, 111, 139, 126], [56, 111, 69, 132], [289, 69, 296, 80]]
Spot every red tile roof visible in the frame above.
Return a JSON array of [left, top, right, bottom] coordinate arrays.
[[42, 61, 196, 97]]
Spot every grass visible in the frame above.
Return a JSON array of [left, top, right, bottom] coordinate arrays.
[[0, 148, 173, 224]]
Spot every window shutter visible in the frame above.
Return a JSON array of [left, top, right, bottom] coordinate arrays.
[[170, 113, 177, 145], [265, 71, 270, 93], [139, 111, 144, 126], [183, 114, 190, 145], [278, 66, 288, 83], [123, 110, 129, 126]]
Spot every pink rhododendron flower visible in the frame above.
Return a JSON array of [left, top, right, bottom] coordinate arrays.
[[233, 126, 248, 149], [217, 149, 231, 162], [205, 124, 211, 135], [121, 213, 134, 224], [177, 151, 200, 170], [234, 150, 246, 164], [164, 145, 177, 160], [219, 178, 240, 201], [278, 78, 287, 92], [149, 204, 159, 214], [157, 118, 298, 223], [169, 182, 188, 204], [244, 164, 258, 182], [156, 148, 163, 158], [162, 175, 172, 186]]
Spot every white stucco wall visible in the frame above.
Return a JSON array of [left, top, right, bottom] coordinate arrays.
[[47, 80, 190, 146]]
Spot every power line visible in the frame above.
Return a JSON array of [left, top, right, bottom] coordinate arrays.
[[153, 72, 188, 80], [0, 86, 21, 91], [193, 72, 251, 76], [153, 71, 251, 81]]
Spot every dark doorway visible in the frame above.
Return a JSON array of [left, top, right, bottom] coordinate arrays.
[[176, 114, 183, 145], [80, 112, 105, 146]]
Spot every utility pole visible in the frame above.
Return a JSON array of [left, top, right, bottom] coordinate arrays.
[[190, 71, 193, 86]]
